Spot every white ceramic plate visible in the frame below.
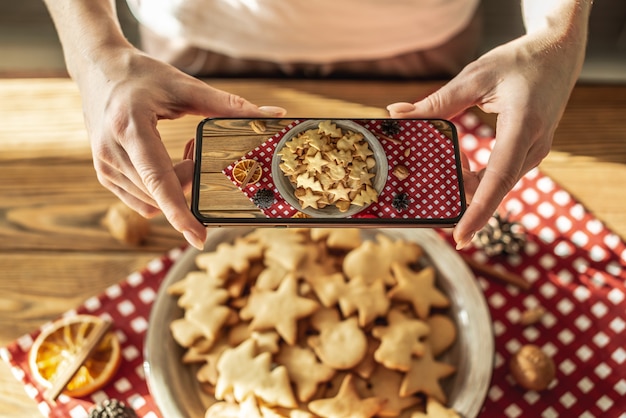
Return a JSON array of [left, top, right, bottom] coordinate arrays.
[[144, 228, 493, 418], [271, 119, 388, 218]]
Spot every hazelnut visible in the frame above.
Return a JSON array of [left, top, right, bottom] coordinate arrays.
[[509, 344, 555, 391], [392, 165, 410, 180], [103, 201, 151, 246]]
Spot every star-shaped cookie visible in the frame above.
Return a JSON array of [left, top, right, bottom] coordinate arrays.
[[240, 274, 319, 345], [296, 188, 323, 210], [308, 374, 385, 418], [195, 238, 264, 279], [306, 150, 330, 173], [399, 346, 456, 403], [388, 264, 450, 319]]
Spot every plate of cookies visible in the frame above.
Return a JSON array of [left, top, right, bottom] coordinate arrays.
[[144, 228, 494, 418], [271, 120, 388, 217]]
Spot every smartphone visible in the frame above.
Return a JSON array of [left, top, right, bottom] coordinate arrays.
[[191, 118, 465, 227]]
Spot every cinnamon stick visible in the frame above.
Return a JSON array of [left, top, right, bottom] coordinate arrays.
[[462, 255, 531, 291], [44, 318, 113, 401], [240, 160, 259, 188], [376, 133, 402, 145]]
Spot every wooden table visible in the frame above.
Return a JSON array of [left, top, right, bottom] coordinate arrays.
[[1, 78, 625, 417]]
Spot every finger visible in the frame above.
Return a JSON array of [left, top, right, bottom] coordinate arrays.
[[453, 114, 530, 249], [105, 181, 162, 218], [93, 141, 155, 200], [122, 115, 207, 249], [175, 78, 286, 118], [387, 72, 481, 119], [174, 159, 195, 196], [183, 138, 195, 160], [95, 158, 159, 210]]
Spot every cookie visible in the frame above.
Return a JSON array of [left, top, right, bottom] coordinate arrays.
[[372, 308, 430, 371], [196, 238, 264, 279], [215, 339, 297, 408], [388, 264, 450, 320], [399, 346, 456, 404], [275, 345, 336, 402], [240, 274, 320, 345], [308, 374, 385, 418], [337, 276, 390, 327], [310, 228, 362, 251], [410, 396, 460, 418], [425, 314, 457, 356], [365, 365, 423, 417], [307, 308, 368, 370]]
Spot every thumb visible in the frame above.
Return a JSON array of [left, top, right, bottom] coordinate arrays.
[[387, 77, 478, 119]]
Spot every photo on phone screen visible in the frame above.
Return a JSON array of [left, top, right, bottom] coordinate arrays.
[[191, 118, 465, 227]]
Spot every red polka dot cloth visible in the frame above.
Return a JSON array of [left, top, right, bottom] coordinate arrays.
[[222, 119, 464, 221], [1, 112, 625, 417]]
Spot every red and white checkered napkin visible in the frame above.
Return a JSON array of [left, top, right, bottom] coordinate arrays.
[[1, 112, 625, 417], [448, 112, 626, 417], [222, 119, 464, 219], [0, 248, 183, 418]]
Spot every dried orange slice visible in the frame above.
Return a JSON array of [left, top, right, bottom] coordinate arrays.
[[233, 159, 262, 184], [28, 314, 121, 398]]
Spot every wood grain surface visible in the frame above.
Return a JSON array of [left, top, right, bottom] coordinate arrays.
[[1, 78, 625, 417]]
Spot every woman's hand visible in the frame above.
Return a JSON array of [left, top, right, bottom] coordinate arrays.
[[388, 18, 588, 249], [77, 48, 285, 248]]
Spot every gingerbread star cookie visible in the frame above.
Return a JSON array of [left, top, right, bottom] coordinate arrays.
[[388, 264, 450, 319], [196, 238, 264, 279], [400, 346, 456, 403], [308, 374, 385, 418], [240, 274, 320, 345]]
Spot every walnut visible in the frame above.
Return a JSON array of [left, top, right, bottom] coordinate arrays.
[[249, 120, 267, 134], [392, 165, 410, 180], [103, 201, 150, 246], [509, 344, 555, 391]]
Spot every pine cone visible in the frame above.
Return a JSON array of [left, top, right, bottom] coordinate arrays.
[[392, 192, 410, 211], [475, 212, 526, 256], [380, 120, 401, 137], [88, 399, 138, 418], [252, 188, 275, 209]]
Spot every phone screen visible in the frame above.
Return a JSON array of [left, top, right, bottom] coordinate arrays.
[[191, 118, 465, 227]]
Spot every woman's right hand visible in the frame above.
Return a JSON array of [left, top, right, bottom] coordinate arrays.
[[76, 47, 285, 248]]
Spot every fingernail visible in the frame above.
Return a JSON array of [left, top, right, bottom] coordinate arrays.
[[455, 231, 476, 251], [386, 102, 416, 114], [258, 106, 287, 117], [183, 230, 205, 251]]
